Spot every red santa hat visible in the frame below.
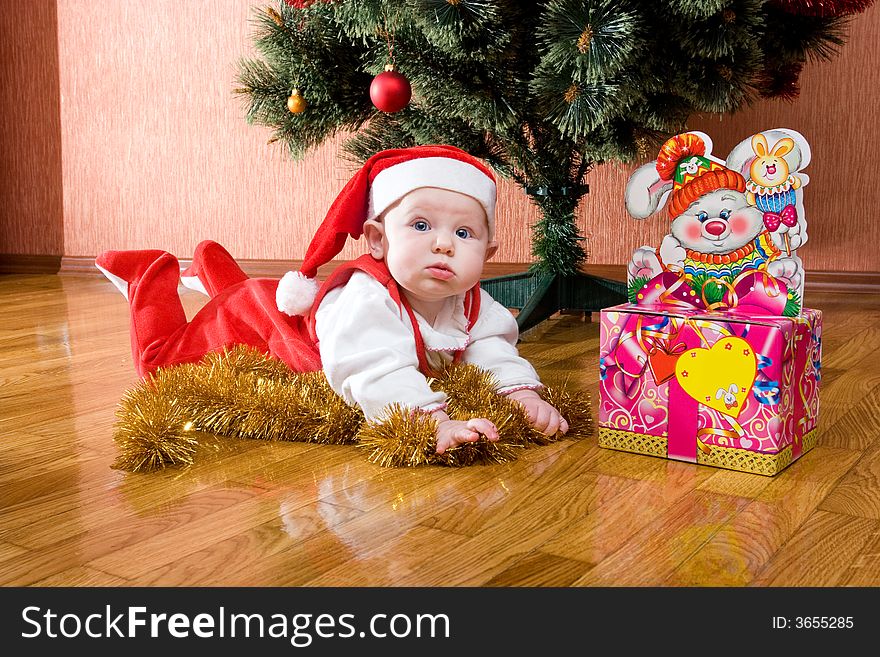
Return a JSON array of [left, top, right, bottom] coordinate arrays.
[[276, 144, 497, 316]]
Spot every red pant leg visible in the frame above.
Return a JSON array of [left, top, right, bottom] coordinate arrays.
[[184, 240, 249, 297], [138, 277, 322, 377], [127, 252, 188, 377]]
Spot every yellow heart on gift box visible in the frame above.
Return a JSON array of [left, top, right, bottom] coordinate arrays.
[[674, 336, 757, 419]]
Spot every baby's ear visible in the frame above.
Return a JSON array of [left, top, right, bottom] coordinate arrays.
[[484, 240, 499, 262], [363, 219, 386, 260]]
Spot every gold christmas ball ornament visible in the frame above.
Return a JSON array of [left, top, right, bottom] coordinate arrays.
[[287, 89, 307, 114]]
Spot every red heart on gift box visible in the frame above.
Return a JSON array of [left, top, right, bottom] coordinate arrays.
[[648, 344, 685, 385]]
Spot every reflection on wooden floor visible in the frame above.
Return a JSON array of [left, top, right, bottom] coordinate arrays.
[[1, 272, 879, 587]]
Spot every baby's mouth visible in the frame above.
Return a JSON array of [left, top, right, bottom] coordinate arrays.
[[426, 263, 454, 280]]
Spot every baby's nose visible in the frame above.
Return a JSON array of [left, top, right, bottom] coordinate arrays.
[[703, 220, 727, 236], [432, 235, 454, 254]]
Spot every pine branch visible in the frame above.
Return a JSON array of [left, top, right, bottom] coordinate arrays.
[[234, 0, 869, 272]]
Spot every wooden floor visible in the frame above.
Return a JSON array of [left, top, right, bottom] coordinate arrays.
[[1, 272, 879, 587]]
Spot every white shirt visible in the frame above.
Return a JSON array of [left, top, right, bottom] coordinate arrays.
[[314, 271, 542, 420]]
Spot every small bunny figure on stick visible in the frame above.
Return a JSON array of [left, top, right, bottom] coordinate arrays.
[[745, 133, 803, 256]]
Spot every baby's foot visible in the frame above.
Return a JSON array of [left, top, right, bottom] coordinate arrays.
[[180, 240, 248, 297], [95, 250, 168, 300]]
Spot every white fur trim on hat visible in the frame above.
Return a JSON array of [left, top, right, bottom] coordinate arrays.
[[276, 270, 321, 316], [368, 157, 496, 230]]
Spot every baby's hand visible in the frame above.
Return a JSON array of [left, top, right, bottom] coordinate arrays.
[[506, 389, 569, 436], [433, 412, 499, 455]]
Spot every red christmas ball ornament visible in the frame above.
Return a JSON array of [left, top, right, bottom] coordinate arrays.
[[370, 65, 411, 113]]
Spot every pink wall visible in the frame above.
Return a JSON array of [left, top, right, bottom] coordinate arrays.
[[5, 2, 879, 271], [0, 0, 63, 257]]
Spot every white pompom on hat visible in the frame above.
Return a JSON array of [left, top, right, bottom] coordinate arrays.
[[276, 144, 497, 316]]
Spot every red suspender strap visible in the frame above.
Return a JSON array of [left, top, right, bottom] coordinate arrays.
[[397, 293, 435, 376], [451, 285, 481, 365], [465, 285, 482, 330]]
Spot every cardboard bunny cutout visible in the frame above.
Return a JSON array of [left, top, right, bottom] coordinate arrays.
[[625, 129, 810, 317]]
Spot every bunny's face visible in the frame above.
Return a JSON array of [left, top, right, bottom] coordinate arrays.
[[670, 188, 763, 254], [749, 154, 790, 187], [748, 134, 794, 187]]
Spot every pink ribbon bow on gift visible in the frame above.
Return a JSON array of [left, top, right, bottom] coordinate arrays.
[[635, 270, 789, 316], [763, 204, 797, 232]]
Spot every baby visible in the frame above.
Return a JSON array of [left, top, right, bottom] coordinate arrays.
[[97, 145, 568, 454]]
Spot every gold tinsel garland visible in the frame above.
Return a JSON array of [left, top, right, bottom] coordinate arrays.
[[112, 345, 593, 473]]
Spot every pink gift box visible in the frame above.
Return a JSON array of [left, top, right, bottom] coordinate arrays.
[[598, 302, 822, 476]]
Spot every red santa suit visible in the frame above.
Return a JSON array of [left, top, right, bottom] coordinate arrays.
[[96, 145, 542, 417]]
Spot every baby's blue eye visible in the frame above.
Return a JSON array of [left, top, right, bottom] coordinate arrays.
[[697, 211, 709, 223], [719, 209, 731, 220], [412, 220, 429, 232], [455, 227, 472, 239]]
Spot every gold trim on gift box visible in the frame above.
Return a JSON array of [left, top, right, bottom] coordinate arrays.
[[598, 427, 818, 476], [597, 427, 667, 457]]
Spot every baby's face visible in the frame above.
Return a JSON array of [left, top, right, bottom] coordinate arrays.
[[375, 187, 497, 304]]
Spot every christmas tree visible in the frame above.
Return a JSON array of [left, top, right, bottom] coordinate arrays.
[[237, 0, 874, 329]]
